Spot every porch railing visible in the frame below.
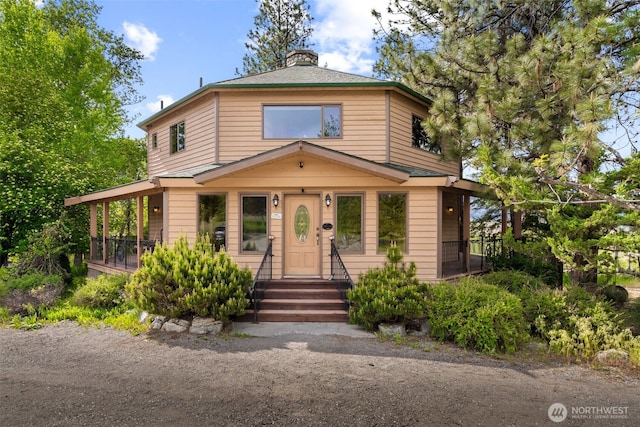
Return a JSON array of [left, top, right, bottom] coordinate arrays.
[[90, 236, 157, 270], [249, 240, 273, 323], [329, 236, 354, 310], [442, 237, 503, 277]]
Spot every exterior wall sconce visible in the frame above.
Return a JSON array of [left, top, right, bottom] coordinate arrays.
[[325, 194, 332, 207], [299, 161, 304, 168], [152, 206, 160, 213], [446, 206, 454, 213], [272, 194, 279, 207]]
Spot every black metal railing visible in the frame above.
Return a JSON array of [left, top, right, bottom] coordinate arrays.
[[442, 237, 505, 277], [90, 236, 157, 270], [249, 240, 273, 323], [329, 236, 354, 310]]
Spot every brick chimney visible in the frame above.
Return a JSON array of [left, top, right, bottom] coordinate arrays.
[[286, 50, 318, 67]]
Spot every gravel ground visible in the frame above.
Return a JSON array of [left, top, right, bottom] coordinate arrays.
[[1, 322, 639, 427]]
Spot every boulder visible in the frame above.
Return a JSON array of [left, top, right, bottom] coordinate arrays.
[[378, 323, 407, 338], [407, 318, 431, 337], [189, 317, 223, 335], [161, 318, 190, 333], [151, 315, 166, 330], [595, 349, 629, 365]]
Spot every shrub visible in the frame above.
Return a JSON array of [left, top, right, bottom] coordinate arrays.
[[348, 246, 429, 331], [426, 278, 528, 353], [126, 235, 252, 321], [482, 270, 544, 295], [72, 273, 129, 309]]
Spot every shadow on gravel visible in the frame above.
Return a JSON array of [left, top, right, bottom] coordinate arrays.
[[144, 329, 553, 378]]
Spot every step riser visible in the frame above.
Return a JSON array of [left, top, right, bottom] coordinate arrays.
[[260, 301, 345, 310], [263, 290, 342, 299], [239, 310, 349, 323]]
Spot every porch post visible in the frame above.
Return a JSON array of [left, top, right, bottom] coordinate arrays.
[[137, 195, 144, 268], [89, 203, 97, 260], [463, 194, 471, 273], [102, 203, 109, 264]]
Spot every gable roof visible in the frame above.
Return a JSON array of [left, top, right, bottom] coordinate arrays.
[[138, 63, 431, 129], [192, 140, 412, 184]]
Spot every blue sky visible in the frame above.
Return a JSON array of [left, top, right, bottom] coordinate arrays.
[[94, 0, 389, 138]]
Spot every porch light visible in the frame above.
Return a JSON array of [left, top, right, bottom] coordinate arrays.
[[152, 206, 160, 213], [325, 194, 332, 207], [272, 194, 279, 207], [446, 206, 454, 213]]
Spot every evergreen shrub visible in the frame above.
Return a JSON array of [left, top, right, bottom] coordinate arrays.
[[72, 273, 129, 309], [126, 235, 252, 321], [347, 246, 429, 331], [426, 278, 528, 353]]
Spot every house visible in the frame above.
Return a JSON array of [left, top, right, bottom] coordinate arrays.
[[65, 50, 484, 321]]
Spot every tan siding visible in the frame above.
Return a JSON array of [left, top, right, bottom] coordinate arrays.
[[147, 93, 216, 177], [388, 92, 460, 176], [217, 90, 388, 164]]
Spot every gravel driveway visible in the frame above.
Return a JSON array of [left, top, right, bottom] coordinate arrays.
[[1, 322, 638, 426]]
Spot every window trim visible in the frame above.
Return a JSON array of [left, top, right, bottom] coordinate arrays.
[[170, 120, 186, 154], [335, 192, 365, 254], [262, 104, 343, 139], [376, 191, 408, 254], [239, 193, 269, 254]]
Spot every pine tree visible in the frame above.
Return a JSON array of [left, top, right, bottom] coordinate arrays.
[[238, 0, 314, 75], [373, 1, 640, 286]]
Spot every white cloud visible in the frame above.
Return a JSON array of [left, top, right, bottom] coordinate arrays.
[[313, 0, 389, 75], [123, 22, 162, 61], [146, 95, 175, 113]]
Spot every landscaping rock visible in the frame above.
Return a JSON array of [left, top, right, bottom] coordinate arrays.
[[161, 318, 190, 333], [378, 323, 406, 338], [595, 349, 629, 365], [189, 317, 223, 335], [151, 315, 166, 330], [407, 318, 431, 337]]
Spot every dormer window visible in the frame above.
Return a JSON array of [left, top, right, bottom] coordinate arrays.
[[263, 105, 341, 139], [170, 121, 185, 154], [412, 115, 441, 154]]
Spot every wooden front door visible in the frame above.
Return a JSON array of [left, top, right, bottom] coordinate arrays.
[[284, 195, 321, 276]]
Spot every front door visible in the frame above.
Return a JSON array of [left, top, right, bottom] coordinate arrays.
[[284, 195, 321, 277]]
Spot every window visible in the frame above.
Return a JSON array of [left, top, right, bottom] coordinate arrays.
[[151, 133, 158, 149], [263, 105, 341, 139], [241, 195, 267, 252], [378, 193, 407, 252], [198, 194, 226, 250], [412, 115, 441, 154], [336, 194, 363, 252], [170, 121, 185, 154]]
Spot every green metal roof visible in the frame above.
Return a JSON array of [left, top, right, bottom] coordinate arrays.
[[137, 64, 431, 128]]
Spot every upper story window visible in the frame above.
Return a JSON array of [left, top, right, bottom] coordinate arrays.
[[263, 105, 341, 139], [412, 115, 441, 154], [170, 121, 185, 154], [151, 133, 158, 149]]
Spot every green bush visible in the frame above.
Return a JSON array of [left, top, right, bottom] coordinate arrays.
[[126, 234, 252, 321], [348, 246, 429, 331], [426, 278, 528, 353], [72, 273, 129, 309], [482, 270, 544, 294], [490, 254, 561, 288]]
